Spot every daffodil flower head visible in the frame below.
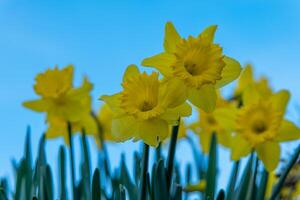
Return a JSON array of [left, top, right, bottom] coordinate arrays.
[[142, 22, 241, 112], [190, 92, 234, 153], [101, 65, 192, 147], [23, 65, 93, 122], [215, 86, 300, 171], [234, 64, 272, 101]]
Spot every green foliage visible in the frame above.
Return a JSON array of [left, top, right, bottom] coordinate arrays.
[[1, 126, 300, 199]]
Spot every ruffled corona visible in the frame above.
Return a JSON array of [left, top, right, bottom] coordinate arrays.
[[172, 36, 225, 89], [236, 101, 282, 146]]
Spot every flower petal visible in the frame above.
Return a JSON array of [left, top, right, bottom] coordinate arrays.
[[141, 52, 176, 76], [270, 90, 290, 113], [23, 99, 49, 112], [234, 64, 254, 96], [160, 102, 192, 124], [160, 78, 189, 108], [100, 93, 123, 116], [256, 141, 280, 171], [242, 86, 260, 106], [231, 135, 252, 160], [188, 84, 217, 112], [198, 130, 211, 154], [138, 119, 169, 147], [111, 116, 137, 142], [198, 25, 217, 44], [216, 56, 241, 88], [214, 105, 238, 131], [164, 22, 181, 53], [123, 64, 140, 82], [275, 119, 300, 142]]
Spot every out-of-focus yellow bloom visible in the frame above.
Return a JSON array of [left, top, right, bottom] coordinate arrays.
[[23, 65, 92, 122], [177, 120, 188, 140], [190, 93, 235, 153], [142, 22, 241, 112], [101, 65, 192, 147], [215, 87, 300, 171], [234, 64, 272, 101], [184, 180, 206, 192]]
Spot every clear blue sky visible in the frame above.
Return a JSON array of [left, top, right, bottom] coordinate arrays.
[[1, 0, 300, 193]]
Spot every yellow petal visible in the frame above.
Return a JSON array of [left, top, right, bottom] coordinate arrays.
[[276, 119, 300, 142], [160, 103, 192, 124], [111, 116, 137, 142], [123, 64, 140, 82], [138, 119, 169, 147], [214, 105, 238, 131], [198, 25, 217, 44], [164, 22, 181, 53], [188, 85, 217, 112], [23, 99, 49, 112], [270, 90, 290, 113], [242, 86, 260, 106], [218, 131, 233, 149], [160, 78, 189, 108], [234, 64, 254, 96], [231, 135, 252, 160], [68, 77, 93, 100], [216, 56, 242, 88], [141, 53, 176, 76], [256, 141, 280, 171], [100, 93, 123, 116]]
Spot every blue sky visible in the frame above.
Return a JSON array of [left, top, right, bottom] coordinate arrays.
[[0, 0, 300, 193]]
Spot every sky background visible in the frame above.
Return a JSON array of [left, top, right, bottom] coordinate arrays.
[[1, 0, 300, 195]]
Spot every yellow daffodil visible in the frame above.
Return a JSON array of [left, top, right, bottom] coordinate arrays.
[[215, 86, 300, 171], [101, 65, 192, 147], [23, 65, 93, 122], [142, 22, 241, 112], [234, 64, 272, 101], [183, 180, 206, 192], [190, 93, 235, 153]]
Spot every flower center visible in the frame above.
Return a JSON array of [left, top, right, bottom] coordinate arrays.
[[251, 120, 267, 134], [120, 72, 164, 120], [172, 37, 225, 89]]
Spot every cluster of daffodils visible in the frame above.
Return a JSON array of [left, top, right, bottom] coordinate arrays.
[[23, 22, 300, 174]]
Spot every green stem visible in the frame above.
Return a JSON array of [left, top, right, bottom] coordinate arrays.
[[166, 118, 180, 191], [67, 122, 76, 200], [270, 144, 300, 200], [226, 160, 240, 200], [139, 143, 149, 200], [91, 112, 111, 177]]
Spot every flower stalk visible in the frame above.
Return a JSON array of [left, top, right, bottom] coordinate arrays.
[[67, 122, 76, 199], [139, 143, 150, 200], [166, 118, 180, 190]]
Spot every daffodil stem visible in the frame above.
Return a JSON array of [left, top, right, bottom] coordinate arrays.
[[139, 143, 149, 200], [67, 122, 76, 200], [91, 112, 111, 177], [270, 144, 300, 200], [166, 118, 181, 191]]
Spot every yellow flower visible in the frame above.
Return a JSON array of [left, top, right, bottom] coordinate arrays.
[[177, 120, 188, 140], [215, 86, 300, 171], [92, 104, 116, 147], [142, 22, 241, 112], [190, 93, 235, 153], [184, 180, 206, 192], [23, 65, 93, 122], [101, 65, 192, 147], [234, 64, 272, 100]]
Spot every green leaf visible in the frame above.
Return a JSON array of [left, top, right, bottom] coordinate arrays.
[[120, 155, 137, 200], [119, 185, 126, 200], [92, 168, 101, 200], [45, 165, 54, 200], [133, 151, 141, 186], [14, 159, 27, 200], [234, 153, 254, 200], [270, 144, 300, 200], [216, 189, 225, 200], [154, 160, 169, 200], [58, 146, 67, 200], [256, 167, 269, 200], [81, 130, 91, 199], [205, 134, 218, 200], [226, 161, 240, 200], [171, 184, 182, 200], [245, 157, 259, 200]]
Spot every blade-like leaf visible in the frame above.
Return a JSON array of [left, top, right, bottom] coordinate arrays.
[[256, 167, 269, 200], [92, 168, 101, 200], [58, 146, 67, 200], [205, 134, 218, 200], [226, 161, 240, 200]]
